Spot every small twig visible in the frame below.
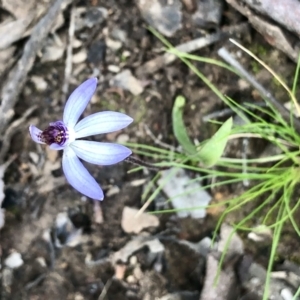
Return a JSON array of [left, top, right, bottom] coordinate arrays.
[[25, 273, 47, 290], [61, 2, 76, 102], [0, 105, 37, 162], [98, 279, 113, 300], [0, 0, 65, 134], [203, 102, 268, 121], [242, 138, 250, 187], [217, 47, 300, 132], [136, 197, 155, 218], [136, 23, 250, 76], [42, 230, 56, 270], [93, 200, 104, 224], [143, 124, 175, 151], [125, 156, 169, 171]]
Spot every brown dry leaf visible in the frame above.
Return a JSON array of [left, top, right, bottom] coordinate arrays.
[[121, 206, 159, 234], [114, 264, 127, 280], [206, 192, 227, 217]]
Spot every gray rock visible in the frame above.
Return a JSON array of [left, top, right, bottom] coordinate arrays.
[[137, 0, 182, 37], [192, 0, 223, 28], [158, 168, 212, 219]]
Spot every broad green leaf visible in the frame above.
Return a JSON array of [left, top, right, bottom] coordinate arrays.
[[172, 96, 197, 155], [197, 117, 233, 167]]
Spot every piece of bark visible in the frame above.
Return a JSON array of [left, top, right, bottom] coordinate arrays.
[[241, 0, 300, 38], [227, 0, 300, 62], [0, 16, 34, 50]]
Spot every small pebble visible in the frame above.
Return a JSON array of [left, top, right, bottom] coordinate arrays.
[[111, 28, 128, 43], [126, 275, 136, 284], [72, 50, 87, 64], [36, 257, 47, 268], [29, 152, 39, 164], [281, 288, 294, 300], [137, 0, 182, 37], [106, 185, 120, 197], [41, 45, 65, 62], [122, 50, 131, 58], [31, 76, 48, 92], [106, 38, 122, 51], [129, 255, 138, 265], [108, 65, 121, 73], [117, 133, 130, 144], [5, 252, 24, 269], [74, 293, 85, 300], [72, 39, 82, 48]]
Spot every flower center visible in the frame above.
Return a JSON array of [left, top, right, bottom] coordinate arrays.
[[41, 121, 69, 146]]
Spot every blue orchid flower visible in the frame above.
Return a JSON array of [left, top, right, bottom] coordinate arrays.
[[29, 78, 133, 200]]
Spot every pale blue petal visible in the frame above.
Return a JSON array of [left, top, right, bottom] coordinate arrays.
[[62, 146, 104, 200], [70, 140, 132, 165], [63, 78, 98, 129], [29, 125, 45, 144], [74, 111, 133, 139]]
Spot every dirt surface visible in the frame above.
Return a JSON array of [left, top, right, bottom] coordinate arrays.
[[1, 0, 300, 299]]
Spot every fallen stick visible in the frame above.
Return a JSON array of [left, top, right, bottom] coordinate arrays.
[[0, 0, 65, 135], [61, 2, 76, 103]]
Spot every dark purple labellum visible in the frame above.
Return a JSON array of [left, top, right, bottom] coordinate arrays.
[[41, 121, 68, 146]]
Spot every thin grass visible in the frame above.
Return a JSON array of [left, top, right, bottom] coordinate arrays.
[[131, 28, 300, 299]]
